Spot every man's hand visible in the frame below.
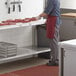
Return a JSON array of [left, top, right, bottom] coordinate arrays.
[[39, 13, 48, 18]]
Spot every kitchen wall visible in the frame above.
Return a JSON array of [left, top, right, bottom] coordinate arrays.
[[0, 0, 44, 22], [60, 0, 76, 9]]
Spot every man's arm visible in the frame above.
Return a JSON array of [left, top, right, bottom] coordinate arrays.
[[44, 0, 54, 14], [39, 0, 54, 18]]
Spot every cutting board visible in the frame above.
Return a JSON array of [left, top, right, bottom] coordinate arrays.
[[61, 13, 76, 17]]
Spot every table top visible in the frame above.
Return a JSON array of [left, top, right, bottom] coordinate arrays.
[[0, 19, 46, 30], [59, 39, 76, 50]]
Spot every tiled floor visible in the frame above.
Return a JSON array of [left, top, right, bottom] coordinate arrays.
[[0, 57, 49, 74], [0, 64, 59, 76]]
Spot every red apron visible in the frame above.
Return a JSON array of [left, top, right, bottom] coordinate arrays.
[[46, 15, 57, 39]]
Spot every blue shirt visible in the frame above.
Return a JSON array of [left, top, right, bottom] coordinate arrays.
[[44, 0, 61, 25]]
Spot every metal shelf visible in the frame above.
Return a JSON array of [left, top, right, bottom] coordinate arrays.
[[0, 19, 47, 64]]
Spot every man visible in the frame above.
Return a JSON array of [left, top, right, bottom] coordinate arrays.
[[38, 0, 61, 66]]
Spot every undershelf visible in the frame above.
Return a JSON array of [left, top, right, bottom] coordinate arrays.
[[0, 46, 50, 64]]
